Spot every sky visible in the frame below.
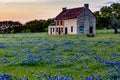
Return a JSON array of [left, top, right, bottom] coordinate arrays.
[[0, 0, 119, 23]]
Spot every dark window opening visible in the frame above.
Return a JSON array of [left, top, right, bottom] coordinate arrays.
[[65, 27, 67, 34], [61, 28, 63, 32], [71, 26, 73, 32], [56, 21, 59, 26], [56, 28, 58, 32], [60, 21, 63, 25], [53, 28, 54, 32], [89, 27, 93, 33], [59, 27, 61, 34], [50, 28, 52, 34]]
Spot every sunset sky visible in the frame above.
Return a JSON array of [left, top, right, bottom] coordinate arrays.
[[0, 0, 119, 23]]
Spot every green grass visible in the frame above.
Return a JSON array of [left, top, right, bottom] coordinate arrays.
[[0, 31, 120, 79]]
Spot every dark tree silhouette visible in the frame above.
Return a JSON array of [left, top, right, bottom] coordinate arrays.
[[0, 21, 22, 33], [110, 17, 119, 33], [23, 18, 54, 33], [93, 3, 120, 31]]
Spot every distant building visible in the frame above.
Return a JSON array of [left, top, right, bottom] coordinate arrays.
[[48, 4, 96, 35]]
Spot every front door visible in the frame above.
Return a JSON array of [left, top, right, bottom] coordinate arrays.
[[79, 26, 84, 33], [65, 27, 67, 34], [89, 27, 93, 34], [58, 27, 61, 34]]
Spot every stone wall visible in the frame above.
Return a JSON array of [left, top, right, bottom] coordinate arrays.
[[77, 5, 96, 34]]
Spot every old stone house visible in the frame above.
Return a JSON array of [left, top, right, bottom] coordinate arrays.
[[48, 4, 96, 35]]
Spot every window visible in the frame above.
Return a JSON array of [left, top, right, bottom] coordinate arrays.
[[53, 28, 54, 32], [71, 26, 73, 32], [61, 28, 63, 32], [50, 28, 52, 34], [56, 21, 59, 26], [56, 28, 58, 32], [60, 21, 63, 25]]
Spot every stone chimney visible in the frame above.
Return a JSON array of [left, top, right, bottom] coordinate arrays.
[[84, 4, 89, 9], [62, 7, 67, 11], [84, 4, 89, 34]]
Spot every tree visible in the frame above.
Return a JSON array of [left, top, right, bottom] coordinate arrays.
[[100, 6, 112, 18], [0, 21, 22, 33], [23, 18, 54, 33], [111, 3, 120, 21], [110, 17, 119, 33], [94, 3, 120, 32]]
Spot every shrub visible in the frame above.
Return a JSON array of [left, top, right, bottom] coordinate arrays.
[[86, 33, 95, 37]]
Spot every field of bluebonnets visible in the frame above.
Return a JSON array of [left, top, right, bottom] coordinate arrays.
[[0, 30, 120, 80]]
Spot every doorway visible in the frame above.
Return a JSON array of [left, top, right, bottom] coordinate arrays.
[[65, 27, 67, 34], [89, 27, 93, 34], [79, 26, 84, 33], [58, 27, 61, 34]]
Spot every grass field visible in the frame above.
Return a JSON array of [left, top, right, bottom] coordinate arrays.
[[0, 31, 120, 80]]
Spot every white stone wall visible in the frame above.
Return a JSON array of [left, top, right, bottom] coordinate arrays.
[[48, 26, 50, 34], [48, 26, 56, 35], [48, 26, 51, 35], [64, 19, 77, 34]]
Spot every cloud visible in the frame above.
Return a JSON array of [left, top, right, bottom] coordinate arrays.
[[115, 0, 120, 2], [105, 1, 114, 4], [105, 0, 120, 4]]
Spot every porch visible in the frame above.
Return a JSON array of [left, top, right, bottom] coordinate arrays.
[[48, 26, 65, 35]]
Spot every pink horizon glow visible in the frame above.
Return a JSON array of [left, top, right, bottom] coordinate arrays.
[[0, 0, 118, 23]]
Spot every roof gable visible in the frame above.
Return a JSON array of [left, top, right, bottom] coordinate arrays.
[[55, 7, 84, 20]]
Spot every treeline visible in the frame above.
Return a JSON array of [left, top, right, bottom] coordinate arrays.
[[22, 19, 53, 33], [0, 19, 53, 33], [94, 3, 120, 30], [0, 21, 22, 33]]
